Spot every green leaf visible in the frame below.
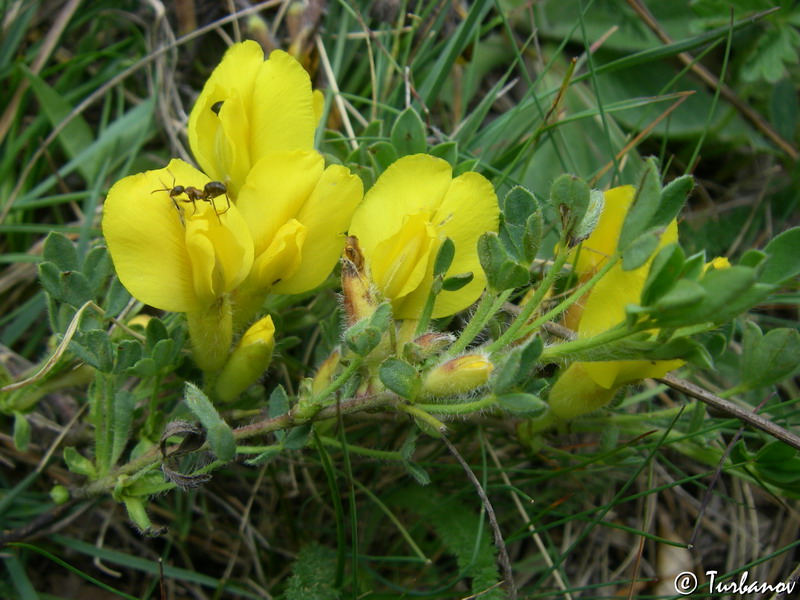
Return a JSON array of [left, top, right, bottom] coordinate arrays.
[[621, 230, 660, 271], [207, 423, 235, 462], [429, 141, 458, 166], [741, 327, 800, 390], [13, 412, 31, 451], [478, 232, 530, 291], [64, 446, 97, 478], [492, 350, 522, 395], [344, 320, 383, 356], [442, 272, 473, 291], [150, 339, 175, 370], [652, 175, 693, 229], [21, 65, 96, 181], [105, 278, 131, 318], [497, 393, 547, 417], [654, 279, 707, 312], [379, 358, 420, 400], [619, 158, 661, 250], [641, 243, 685, 306], [145, 318, 169, 350], [286, 543, 339, 600], [523, 208, 543, 263], [110, 390, 136, 467], [391, 107, 427, 156], [367, 141, 397, 172], [82, 245, 113, 293], [434, 237, 455, 277], [43, 232, 79, 272], [403, 461, 431, 485], [550, 174, 590, 242], [759, 227, 800, 284], [284, 424, 312, 450], [184, 383, 235, 462], [131, 357, 157, 378]]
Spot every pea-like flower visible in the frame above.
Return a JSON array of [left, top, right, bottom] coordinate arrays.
[[348, 154, 499, 320], [232, 149, 363, 327], [549, 185, 682, 420], [103, 158, 253, 314], [188, 41, 323, 197], [103, 159, 254, 371]]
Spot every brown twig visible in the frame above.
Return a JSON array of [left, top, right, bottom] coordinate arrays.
[[441, 435, 517, 600], [658, 374, 800, 451]]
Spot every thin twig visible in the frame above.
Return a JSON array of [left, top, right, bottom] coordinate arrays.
[[441, 436, 517, 600], [659, 374, 800, 452], [538, 320, 800, 450]]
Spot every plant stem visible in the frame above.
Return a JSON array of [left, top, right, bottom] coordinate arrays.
[[498, 251, 621, 350], [448, 289, 511, 357], [415, 395, 497, 415], [489, 250, 572, 352]]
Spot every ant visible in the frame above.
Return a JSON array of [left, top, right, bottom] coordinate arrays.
[[152, 177, 230, 223]]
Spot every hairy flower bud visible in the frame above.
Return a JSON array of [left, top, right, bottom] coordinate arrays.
[[215, 316, 275, 402], [422, 354, 493, 398]]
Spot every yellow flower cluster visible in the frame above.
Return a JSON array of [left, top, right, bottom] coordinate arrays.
[[103, 41, 499, 399]]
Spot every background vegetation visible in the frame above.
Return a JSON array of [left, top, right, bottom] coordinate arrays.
[[1, 0, 798, 598]]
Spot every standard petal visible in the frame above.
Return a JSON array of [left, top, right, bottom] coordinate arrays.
[[349, 154, 452, 257], [274, 164, 363, 294], [188, 41, 264, 183], [251, 50, 317, 160], [236, 150, 324, 259], [574, 185, 634, 275], [103, 159, 206, 312]]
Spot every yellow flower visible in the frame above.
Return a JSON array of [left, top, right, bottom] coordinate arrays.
[[188, 41, 324, 198], [103, 159, 254, 372], [348, 154, 499, 319], [102, 158, 253, 314], [232, 150, 363, 325], [549, 185, 681, 420]]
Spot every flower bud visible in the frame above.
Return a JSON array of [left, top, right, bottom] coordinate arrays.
[[422, 354, 493, 398], [215, 316, 275, 402], [403, 332, 456, 363], [342, 236, 377, 325], [311, 350, 341, 395]]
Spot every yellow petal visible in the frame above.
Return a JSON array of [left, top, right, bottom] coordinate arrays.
[[349, 154, 452, 257], [582, 358, 683, 390], [236, 150, 324, 259], [429, 171, 498, 317], [251, 50, 317, 160], [274, 164, 363, 294], [183, 200, 253, 306], [250, 219, 308, 291], [371, 213, 438, 301], [313, 89, 325, 126], [548, 363, 616, 420], [103, 159, 204, 312], [573, 185, 634, 275], [188, 41, 264, 190]]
